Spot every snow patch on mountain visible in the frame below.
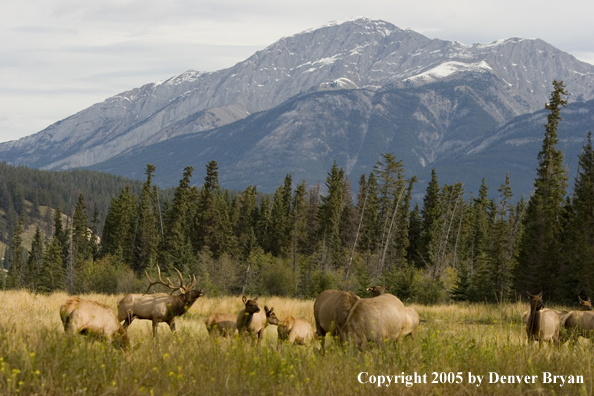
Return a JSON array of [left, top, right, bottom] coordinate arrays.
[[406, 61, 493, 83]]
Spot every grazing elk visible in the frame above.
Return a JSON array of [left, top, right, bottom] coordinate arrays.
[[560, 296, 594, 338], [60, 296, 129, 349], [526, 292, 560, 346], [265, 306, 314, 345], [205, 313, 238, 337], [236, 296, 267, 343], [314, 290, 360, 343], [367, 285, 420, 338], [118, 266, 202, 337], [340, 293, 408, 349]]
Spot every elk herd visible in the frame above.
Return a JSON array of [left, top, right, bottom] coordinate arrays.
[[57, 264, 594, 351]]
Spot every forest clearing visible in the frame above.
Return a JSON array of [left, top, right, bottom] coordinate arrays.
[[0, 290, 591, 396]]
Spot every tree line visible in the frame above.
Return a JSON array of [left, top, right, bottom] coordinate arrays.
[[2, 81, 593, 304]]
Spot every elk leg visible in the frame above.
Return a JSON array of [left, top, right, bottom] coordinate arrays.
[[123, 315, 135, 329], [152, 320, 159, 337]]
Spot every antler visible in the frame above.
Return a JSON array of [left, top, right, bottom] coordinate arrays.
[[144, 265, 177, 295]]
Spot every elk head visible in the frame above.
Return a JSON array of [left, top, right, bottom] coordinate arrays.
[[578, 296, 593, 311], [264, 306, 279, 326], [242, 296, 261, 314], [145, 265, 203, 307], [366, 285, 391, 297], [527, 292, 545, 311]]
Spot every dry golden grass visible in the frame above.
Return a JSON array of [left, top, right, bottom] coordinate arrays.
[[1, 290, 593, 395]]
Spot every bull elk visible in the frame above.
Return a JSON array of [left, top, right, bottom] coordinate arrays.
[[560, 296, 594, 338], [526, 292, 560, 346], [117, 266, 203, 337], [236, 296, 266, 343], [60, 296, 129, 349], [205, 313, 238, 337], [340, 293, 408, 349], [264, 306, 314, 345], [367, 285, 420, 338]]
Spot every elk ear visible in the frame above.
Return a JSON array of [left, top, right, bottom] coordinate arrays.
[[385, 286, 392, 292], [579, 296, 585, 303], [253, 296, 259, 302], [538, 292, 543, 298], [589, 297, 592, 303], [265, 306, 270, 314], [366, 287, 373, 291], [526, 291, 534, 298], [242, 296, 247, 304]]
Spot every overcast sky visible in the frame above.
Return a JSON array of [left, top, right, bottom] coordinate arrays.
[[1, 0, 593, 144]]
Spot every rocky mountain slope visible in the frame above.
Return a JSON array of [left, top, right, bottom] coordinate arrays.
[[1, 17, 593, 196]]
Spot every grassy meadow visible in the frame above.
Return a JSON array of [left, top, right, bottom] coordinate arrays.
[[0, 290, 593, 395]]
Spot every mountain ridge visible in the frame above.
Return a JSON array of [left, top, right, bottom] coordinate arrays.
[[1, 17, 593, 197]]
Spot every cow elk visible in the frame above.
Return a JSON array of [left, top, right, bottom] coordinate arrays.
[[205, 313, 238, 337], [526, 292, 560, 346], [60, 296, 129, 349], [368, 285, 420, 338], [560, 296, 594, 338], [340, 293, 408, 349], [265, 306, 314, 345], [118, 266, 203, 337], [314, 289, 360, 351], [236, 296, 266, 343]]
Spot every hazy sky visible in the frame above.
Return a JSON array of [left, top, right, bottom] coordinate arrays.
[[1, 0, 593, 143]]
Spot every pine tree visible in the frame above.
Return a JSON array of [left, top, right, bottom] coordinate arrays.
[[420, 169, 441, 273], [72, 194, 91, 265], [26, 228, 44, 290], [161, 166, 196, 271], [37, 237, 65, 293], [316, 162, 345, 270], [6, 215, 26, 289], [133, 164, 160, 273], [564, 132, 594, 298], [516, 81, 568, 300]]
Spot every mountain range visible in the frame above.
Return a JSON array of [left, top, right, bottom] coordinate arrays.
[[1, 17, 593, 198]]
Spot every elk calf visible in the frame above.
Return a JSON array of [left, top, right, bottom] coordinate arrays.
[[60, 296, 129, 348], [205, 313, 238, 337], [118, 266, 202, 337], [265, 306, 314, 345]]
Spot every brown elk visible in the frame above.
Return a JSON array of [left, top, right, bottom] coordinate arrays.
[[367, 285, 420, 338], [560, 296, 594, 337], [314, 290, 360, 339], [264, 306, 314, 345], [525, 292, 560, 346], [236, 296, 266, 342], [60, 296, 129, 349], [205, 313, 238, 337], [117, 266, 202, 337], [340, 293, 408, 348]]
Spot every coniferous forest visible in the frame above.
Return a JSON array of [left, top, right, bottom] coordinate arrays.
[[1, 81, 593, 304]]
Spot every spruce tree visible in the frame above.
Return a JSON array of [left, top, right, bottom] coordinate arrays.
[[6, 215, 26, 289], [516, 80, 568, 300], [134, 164, 160, 273], [564, 132, 594, 298]]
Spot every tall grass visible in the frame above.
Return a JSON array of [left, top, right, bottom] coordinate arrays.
[[0, 291, 591, 395]]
